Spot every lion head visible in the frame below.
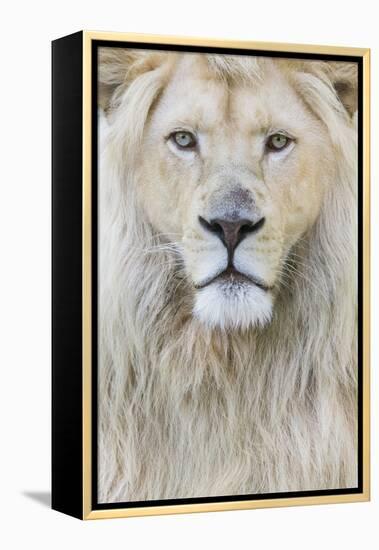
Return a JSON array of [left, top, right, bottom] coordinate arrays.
[[99, 49, 357, 331]]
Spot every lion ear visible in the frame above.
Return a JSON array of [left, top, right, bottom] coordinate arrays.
[[98, 48, 139, 111], [98, 47, 168, 112], [328, 62, 358, 117]]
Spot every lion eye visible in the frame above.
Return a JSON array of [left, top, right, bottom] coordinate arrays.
[[171, 131, 197, 150], [266, 133, 291, 152]]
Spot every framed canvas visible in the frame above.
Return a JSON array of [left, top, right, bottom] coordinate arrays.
[[52, 31, 370, 520]]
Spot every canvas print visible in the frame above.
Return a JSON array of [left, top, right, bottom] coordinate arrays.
[[97, 46, 359, 504]]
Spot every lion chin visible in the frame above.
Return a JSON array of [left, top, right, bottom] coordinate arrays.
[[193, 281, 273, 330]]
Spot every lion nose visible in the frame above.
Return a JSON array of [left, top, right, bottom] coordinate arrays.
[[198, 215, 265, 260]]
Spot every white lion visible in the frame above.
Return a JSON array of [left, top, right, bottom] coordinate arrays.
[[98, 48, 358, 503]]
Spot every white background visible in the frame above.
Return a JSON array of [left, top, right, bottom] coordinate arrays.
[[0, 0, 377, 548]]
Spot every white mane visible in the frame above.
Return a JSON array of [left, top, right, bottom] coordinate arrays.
[[98, 53, 358, 502]]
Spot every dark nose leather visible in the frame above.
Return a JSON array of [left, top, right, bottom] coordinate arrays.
[[198, 216, 265, 262]]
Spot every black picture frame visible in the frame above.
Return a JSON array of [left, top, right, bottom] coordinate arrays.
[[52, 31, 370, 520]]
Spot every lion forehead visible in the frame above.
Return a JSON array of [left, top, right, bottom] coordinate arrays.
[[150, 56, 319, 143]]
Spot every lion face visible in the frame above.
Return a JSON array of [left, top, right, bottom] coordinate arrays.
[[134, 55, 336, 330]]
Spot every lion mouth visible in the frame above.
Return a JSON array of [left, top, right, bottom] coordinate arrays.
[[194, 266, 272, 292]]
